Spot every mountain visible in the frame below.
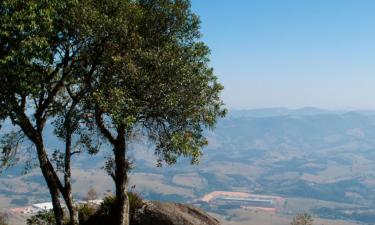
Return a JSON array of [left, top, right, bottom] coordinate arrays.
[[2, 108, 375, 224]]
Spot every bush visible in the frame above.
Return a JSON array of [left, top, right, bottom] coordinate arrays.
[[26, 192, 144, 225], [27, 210, 56, 225], [78, 204, 97, 223], [291, 213, 314, 225], [98, 195, 116, 217], [26, 210, 71, 225], [80, 192, 144, 225], [128, 192, 144, 222], [0, 212, 9, 225]]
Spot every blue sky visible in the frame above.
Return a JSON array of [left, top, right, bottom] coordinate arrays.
[[191, 0, 375, 109]]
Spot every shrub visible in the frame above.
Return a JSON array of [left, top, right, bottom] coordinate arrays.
[[0, 212, 9, 225], [78, 204, 97, 223], [27, 192, 145, 225], [27, 210, 56, 225], [291, 213, 314, 225], [128, 192, 144, 222], [99, 195, 116, 216], [80, 192, 144, 225]]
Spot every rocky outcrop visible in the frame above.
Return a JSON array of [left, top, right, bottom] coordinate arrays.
[[134, 201, 220, 225]]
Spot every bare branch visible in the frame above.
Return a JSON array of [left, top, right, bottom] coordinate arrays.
[[70, 151, 80, 156]]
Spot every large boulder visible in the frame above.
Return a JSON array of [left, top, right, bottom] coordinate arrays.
[[134, 201, 220, 225]]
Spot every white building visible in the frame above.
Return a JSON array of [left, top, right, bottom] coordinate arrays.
[[32, 202, 54, 211]]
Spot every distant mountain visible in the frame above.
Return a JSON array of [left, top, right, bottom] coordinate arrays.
[[2, 108, 375, 224], [228, 107, 346, 118]]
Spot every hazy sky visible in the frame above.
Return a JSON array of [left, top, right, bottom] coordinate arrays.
[[191, 0, 375, 109]]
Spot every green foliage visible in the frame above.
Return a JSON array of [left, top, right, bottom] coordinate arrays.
[[27, 210, 57, 225], [0, 212, 9, 225], [0, 0, 78, 114], [0, 0, 97, 166], [128, 192, 144, 222], [0, 131, 23, 173], [78, 204, 97, 223], [1, 1, 225, 224], [0, 0, 225, 170], [0, 1, 103, 223], [80, 192, 144, 225], [97, 195, 116, 219], [83, 0, 226, 166], [27, 206, 100, 225], [291, 213, 314, 225]]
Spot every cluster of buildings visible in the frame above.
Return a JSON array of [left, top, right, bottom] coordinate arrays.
[[201, 191, 284, 212]]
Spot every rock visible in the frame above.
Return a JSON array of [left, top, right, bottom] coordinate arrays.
[[134, 201, 220, 225]]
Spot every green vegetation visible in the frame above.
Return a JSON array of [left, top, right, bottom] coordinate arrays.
[[0, 0, 85, 223], [0, 212, 9, 225], [81, 0, 226, 223], [290, 213, 313, 225], [26, 192, 144, 225], [0, 0, 224, 225], [3, 110, 375, 224], [80, 192, 144, 225], [27, 210, 58, 225]]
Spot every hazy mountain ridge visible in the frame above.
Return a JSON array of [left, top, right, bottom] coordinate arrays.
[[2, 108, 375, 224]]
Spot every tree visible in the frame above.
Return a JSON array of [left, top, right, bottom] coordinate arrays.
[[1, 1, 225, 225], [51, 83, 100, 224], [0, 212, 9, 225], [291, 213, 314, 225], [85, 187, 99, 203], [0, 1, 95, 224], [81, 0, 226, 225]]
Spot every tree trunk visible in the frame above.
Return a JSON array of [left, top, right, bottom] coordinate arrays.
[[115, 183, 129, 225], [95, 114, 130, 225], [50, 189, 64, 225], [62, 129, 79, 225], [16, 117, 65, 225], [114, 131, 130, 225], [64, 189, 79, 225], [36, 143, 65, 225]]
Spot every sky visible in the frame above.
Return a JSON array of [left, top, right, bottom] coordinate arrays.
[[191, 0, 375, 110]]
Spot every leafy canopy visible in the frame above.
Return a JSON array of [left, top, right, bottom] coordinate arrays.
[[0, 0, 226, 169], [84, 0, 226, 165]]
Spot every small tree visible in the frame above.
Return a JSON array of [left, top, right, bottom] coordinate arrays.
[[291, 213, 314, 225], [0, 212, 9, 225], [0, 1, 101, 224], [86, 187, 99, 203], [0, 1, 82, 224]]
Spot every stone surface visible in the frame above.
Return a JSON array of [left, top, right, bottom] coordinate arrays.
[[134, 201, 220, 225]]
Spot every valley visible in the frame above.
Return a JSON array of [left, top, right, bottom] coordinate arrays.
[[2, 108, 375, 224]]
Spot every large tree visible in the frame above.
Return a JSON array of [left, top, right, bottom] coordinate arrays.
[[1, 1, 225, 225], [0, 1, 93, 224], [82, 0, 226, 225]]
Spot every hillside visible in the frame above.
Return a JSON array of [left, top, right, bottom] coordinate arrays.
[[2, 108, 375, 224]]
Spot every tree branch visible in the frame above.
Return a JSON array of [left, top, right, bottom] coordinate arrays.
[[95, 107, 116, 145], [70, 151, 81, 156], [110, 172, 116, 181]]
